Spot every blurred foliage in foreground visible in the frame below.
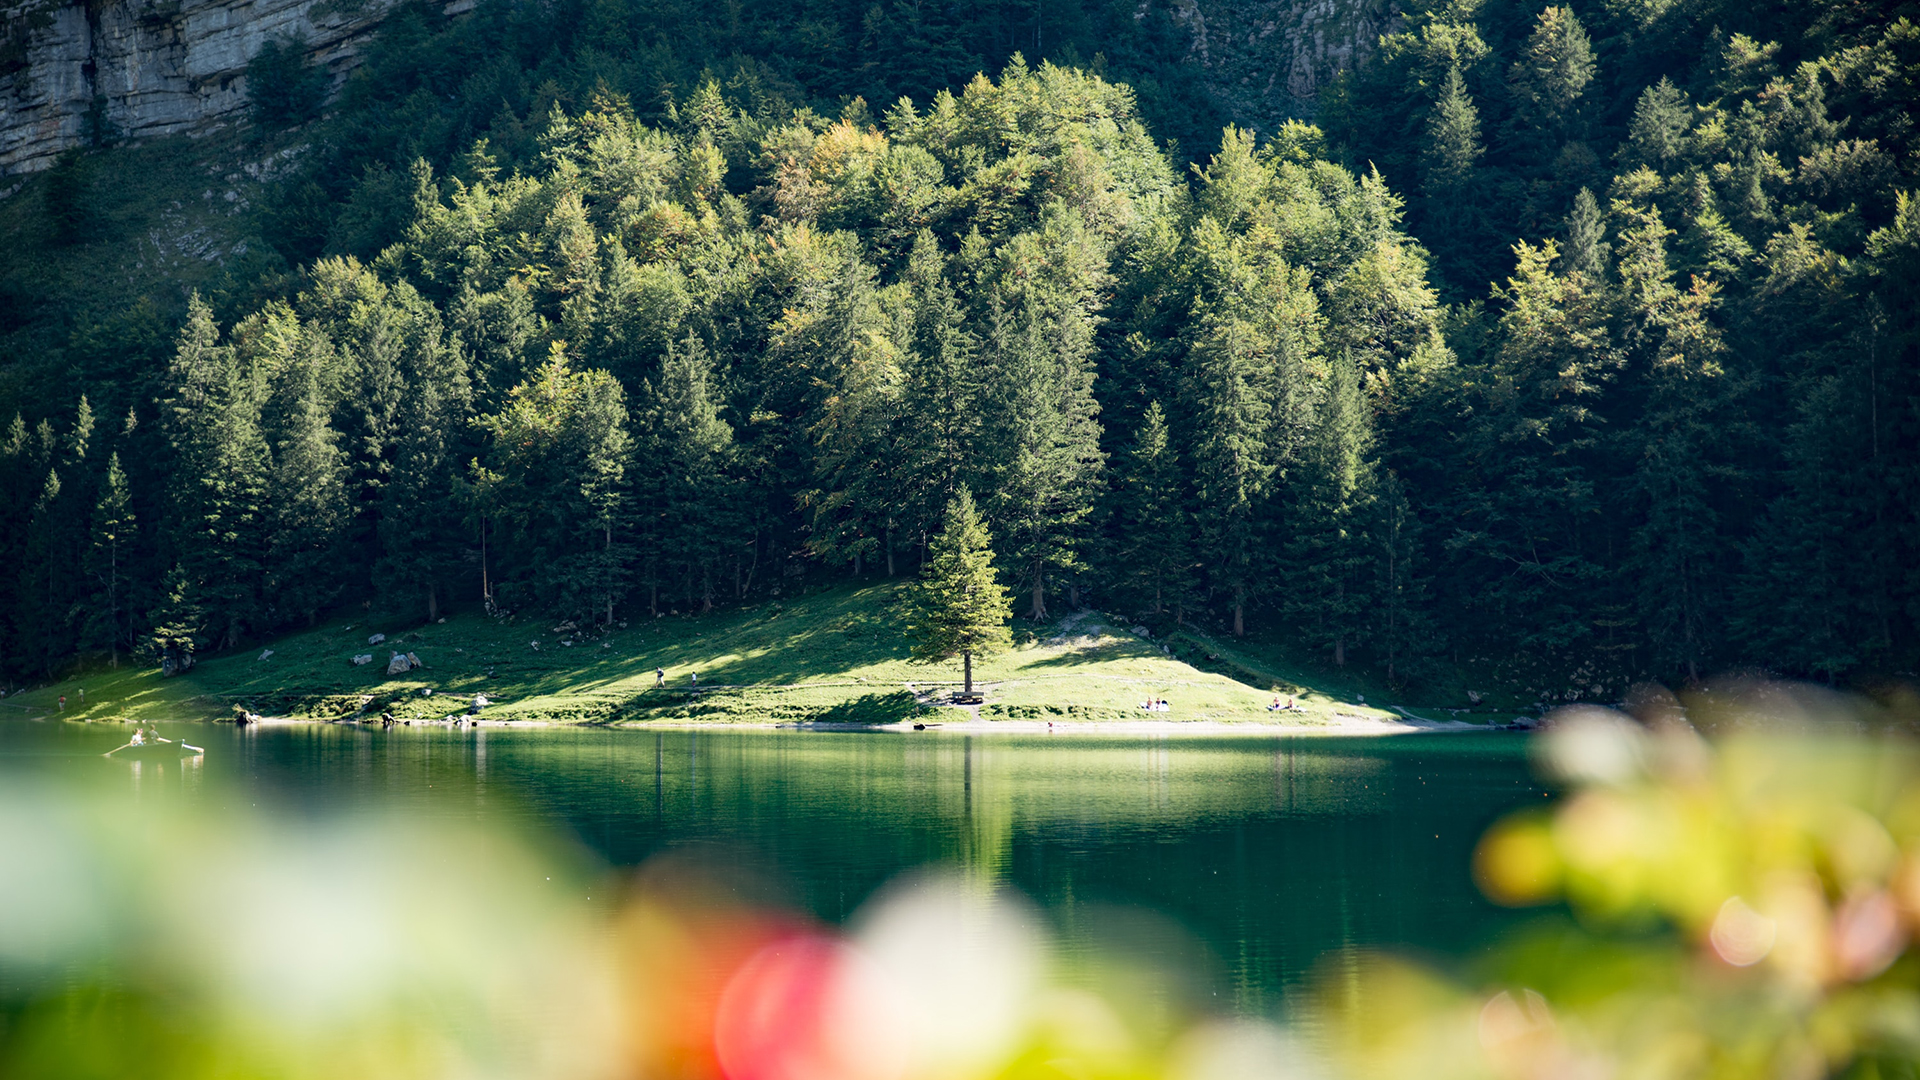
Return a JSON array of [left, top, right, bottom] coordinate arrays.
[[8, 683, 1920, 1078]]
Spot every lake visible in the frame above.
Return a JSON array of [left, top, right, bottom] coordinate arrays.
[[0, 720, 1545, 1018]]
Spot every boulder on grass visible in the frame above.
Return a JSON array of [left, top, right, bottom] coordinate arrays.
[[386, 652, 412, 676], [352, 653, 373, 666]]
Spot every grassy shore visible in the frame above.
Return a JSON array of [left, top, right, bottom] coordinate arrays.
[[0, 584, 1518, 728]]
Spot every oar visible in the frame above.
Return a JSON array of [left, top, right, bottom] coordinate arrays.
[[148, 734, 205, 755], [102, 740, 137, 757]]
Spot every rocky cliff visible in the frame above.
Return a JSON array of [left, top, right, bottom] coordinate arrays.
[[0, 0, 416, 175], [1162, 0, 1395, 131]]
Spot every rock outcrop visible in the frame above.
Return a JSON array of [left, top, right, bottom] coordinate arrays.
[[1161, 0, 1396, 131], [0, 0, 416, 175]]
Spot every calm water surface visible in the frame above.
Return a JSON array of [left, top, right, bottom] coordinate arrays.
[[0, 720, 1545, 1014]]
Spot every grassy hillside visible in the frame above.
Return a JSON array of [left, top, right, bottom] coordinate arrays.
[[0, 584, 1447, 727]]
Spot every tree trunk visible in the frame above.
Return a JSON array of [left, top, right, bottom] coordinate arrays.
[[885, 528, 895, 576], [1232, 585, 1245, 637], [853, 549, 862, 578], [1067, 576, 1080, 610], [428, 584, 439, 622], [964, 651, 973, 696], [1334, 635, 1345, 667], [1030, 561, 1047, 620]]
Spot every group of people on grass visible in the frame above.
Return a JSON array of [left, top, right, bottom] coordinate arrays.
[[1138, 698, 1171, 712], [1269, 696, 1299, 712]]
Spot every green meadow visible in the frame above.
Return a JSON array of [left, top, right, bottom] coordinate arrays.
[[1, 584, 1441, 727]]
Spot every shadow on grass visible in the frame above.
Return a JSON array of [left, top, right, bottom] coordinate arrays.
[[806, 691, 920, 725], [1020, 641, 1168, 670]]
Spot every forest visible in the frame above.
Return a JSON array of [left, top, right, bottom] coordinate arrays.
[[1, 0, 1916, 698]]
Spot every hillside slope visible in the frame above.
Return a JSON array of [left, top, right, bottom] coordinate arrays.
[[0, 584, 1413, 727]]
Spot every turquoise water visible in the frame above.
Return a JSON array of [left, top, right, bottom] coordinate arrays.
[[0, 720, 1545, 1013]]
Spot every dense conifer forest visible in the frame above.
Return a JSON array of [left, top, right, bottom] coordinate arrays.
[[1, 0, 1917, 699]]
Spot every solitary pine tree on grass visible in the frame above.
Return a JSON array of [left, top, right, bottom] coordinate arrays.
[[907, 488, 1012, 698]]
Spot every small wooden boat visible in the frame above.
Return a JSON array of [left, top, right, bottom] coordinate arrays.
[[105, 737, 204, 760]]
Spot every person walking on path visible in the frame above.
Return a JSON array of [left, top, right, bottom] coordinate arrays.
[[656, 668, 665, 687], [690, 671, 699, 695]]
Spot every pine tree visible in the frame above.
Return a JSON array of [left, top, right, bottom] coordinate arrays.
[[267, 361, 350, 626], [376, 377, 459, 619], [474, 345, 633, 620], [907, 488, 1013, 697], [799, 249, 902, 578], [1616, 199, 1728, 680], [1506, 7, 1596, 141], [1560, 188, 1610, 279], [1371, 471, 1434, 686], [1421, 64, 1482, 196], [1108, 401, 1196, 618], [639, 333, 737, 614], [1624, 78, 1692, 171], [1448, 240, 1617, 651], [1283, 354, 1377, 666], [978, 219, 1106, 621], [160, 296, 272, 651], [1179, 212, 1317, 637], [82, 452, 135, 665], [896, 232, 986, 557]]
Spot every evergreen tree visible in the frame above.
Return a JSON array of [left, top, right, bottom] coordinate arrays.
[[82, 452, 136, 666], [1560, 188, 1610, 279], [160, 296, 272, 651], [1623, 78, 1692, 171], [1421, 64, 1482, 196], [1506, 6, 1596, 141], [1446, 240, 1616, 651], [1107, 401, 1196, 618], [907, 488, 1013, 697], [896, 232, 986, 558], [1282, 354, 1376, 666], [979, 218, 1107, 620], [1371, 471, 1434, 686], [475, 345, 634, 621], [639, 333, 738, 614], [1615, 198, 1728, 680], [267, 359, 350, 626], [1179, 208, 1318, 636]]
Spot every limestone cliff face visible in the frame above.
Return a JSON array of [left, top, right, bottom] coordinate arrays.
[[1159, 0, 1397, 129], [0, 0, 409, 175]]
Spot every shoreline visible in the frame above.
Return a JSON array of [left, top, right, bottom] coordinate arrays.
[[215, 712, 1502, 736], [639, 714, 1498, 736], [44, 706, 1523, 737]]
